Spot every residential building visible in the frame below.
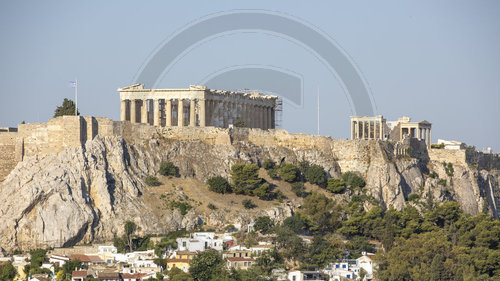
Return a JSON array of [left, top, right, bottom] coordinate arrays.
[[288, 270, 327, 281], [226, 257, 255, 270]]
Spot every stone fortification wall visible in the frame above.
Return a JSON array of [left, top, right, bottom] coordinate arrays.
[[429, 148, 467, 165], [1, 115, 498, 182], [0, 133, 18, 182]]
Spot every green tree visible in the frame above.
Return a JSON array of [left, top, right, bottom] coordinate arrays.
[[167, 267, 193, 281], [252, 183, 272, 200], [304, 164, 327, 186], [342, 172, 365, 188], [145, 175, 161, 186], [254, 216, 274, 233], [231, 163, 262, 194], [54, 98, 78, 117], [158, 161, 179, 177], [242, 199, 256, 209], [262, 159, 275, 170], [430, 254, 447, 281], [207, 176, 232, 194], [189, 249, 224, 281], [301, 192, 341, 232], [326, 178, 346, 193], [291, 182, 307, 197], [283, 215, 307, 233], [0, 261, 16, 281], [124, 220, 137, 252], [278, 163, 299, 182]]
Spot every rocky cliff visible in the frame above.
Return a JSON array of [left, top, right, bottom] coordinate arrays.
[[0, 127, 499, 253]]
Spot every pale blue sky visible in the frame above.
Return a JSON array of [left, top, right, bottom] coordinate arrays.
[[1, 1, 499, 151]]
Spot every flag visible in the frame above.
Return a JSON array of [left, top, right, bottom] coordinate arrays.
[[69, 81, 77, 88]]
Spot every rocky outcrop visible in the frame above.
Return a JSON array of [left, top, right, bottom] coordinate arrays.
[[0, 131, 498, 253]]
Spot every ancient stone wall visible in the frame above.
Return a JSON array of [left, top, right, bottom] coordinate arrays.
[[428, 148, 467, 166], [1, 115, 498, 183], [0, 132, 18, 181]]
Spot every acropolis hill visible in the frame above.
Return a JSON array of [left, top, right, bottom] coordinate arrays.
[[0, 86, 499, 252]]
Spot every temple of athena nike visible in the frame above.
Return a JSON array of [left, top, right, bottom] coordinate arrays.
[[118, 84, 279, 129]]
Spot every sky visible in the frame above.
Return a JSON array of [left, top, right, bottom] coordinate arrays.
[[0, 1, 499, 151]]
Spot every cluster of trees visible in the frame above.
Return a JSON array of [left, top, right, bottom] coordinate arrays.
[[207, 163, 278, 201], [207, 160, 366, 203]]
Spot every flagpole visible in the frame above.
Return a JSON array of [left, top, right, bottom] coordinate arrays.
[[75, 77, 78, 116], [317, 86, 320, 135]]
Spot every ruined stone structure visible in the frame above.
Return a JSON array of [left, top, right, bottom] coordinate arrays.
[[389, 116, 432, 148], [118, 84, 279, 129], [350, 115, 387, 140], [351, 115, 432, 148]]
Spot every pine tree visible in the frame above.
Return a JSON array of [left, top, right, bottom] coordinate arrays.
[[430, 254, 446, 281], [54, 98, 78, 117]]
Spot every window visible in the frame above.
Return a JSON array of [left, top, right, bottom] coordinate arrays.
[[336, 264, 339, 268], [182, 242, 186, 247], [342, 264, 346, 268], [292, 276, 296, 281]]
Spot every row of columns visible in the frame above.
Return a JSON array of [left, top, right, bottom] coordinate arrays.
[[121, 98, 206, 127], [351, 120, 384, 140], [121, 98, 274, 129], [401, 126, 431, 148]]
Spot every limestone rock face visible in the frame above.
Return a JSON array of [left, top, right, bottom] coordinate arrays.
[[0, 135, 498, 252]]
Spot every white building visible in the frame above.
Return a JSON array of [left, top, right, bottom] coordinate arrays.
[[49, 254, 70, 267], [323, 253, 375, 281], [288, 270, 326, 281], [176, 232, 223, 252], [437, 139, 466, 150]]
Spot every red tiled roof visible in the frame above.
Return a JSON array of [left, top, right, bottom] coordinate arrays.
[[70, 254, 102, 263], [166, 259, 190, 263], [121, 273, 148, 279], [227, 257, 254, 262], [72, 270, 88, 277]]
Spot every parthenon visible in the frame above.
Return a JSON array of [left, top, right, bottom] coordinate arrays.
[[118, 84, 279, 129]]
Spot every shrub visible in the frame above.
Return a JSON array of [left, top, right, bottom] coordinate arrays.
[[262, 159, 275, 170], [145, 175, 161, 186], [326, 178, 346, 193], [408, 193, 420, 202], [291, 182, 307, 197], [207, 203, 217, 210], [242, 199, 256, 209], [252, 183, 273, 200], [278, 163, 300, 182], [342, 172, 366, 188], [267, 167, 279, 179], [431, 143, 444, 149], [304, 164, 327, 186], [439, 179, 447, 186], [207, 176, 232, 194], [225, 224, 237, 232], [283, 215, 306, 233], [158, 162, 179, 177], [231, 163, 262, 194], [170, 201, 192, 215], [254, 216, 274, 233], [429, 171, 438, 179], [444, 162, 454, 177]]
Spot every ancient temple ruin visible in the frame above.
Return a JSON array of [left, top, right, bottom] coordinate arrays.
[[118, 84, 279, 129], [350, 115, 432, 148]]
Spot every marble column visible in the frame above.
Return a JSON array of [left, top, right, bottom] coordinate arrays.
[[165, 99, 172, 126], [428, 129, 432, 148], [141, 100, 148, 124], [199, 99, 206, 127], [267, 106, 272, 129], [120, 100, 126, 121], [178, 99, 184, 127], [380, 121, 383, 139], [154, 99, 160, 126], [130, 99, 137, 123], [361, 121, 365, 139], [189, 99, 196, 126], [368, 121, 372, 139]]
